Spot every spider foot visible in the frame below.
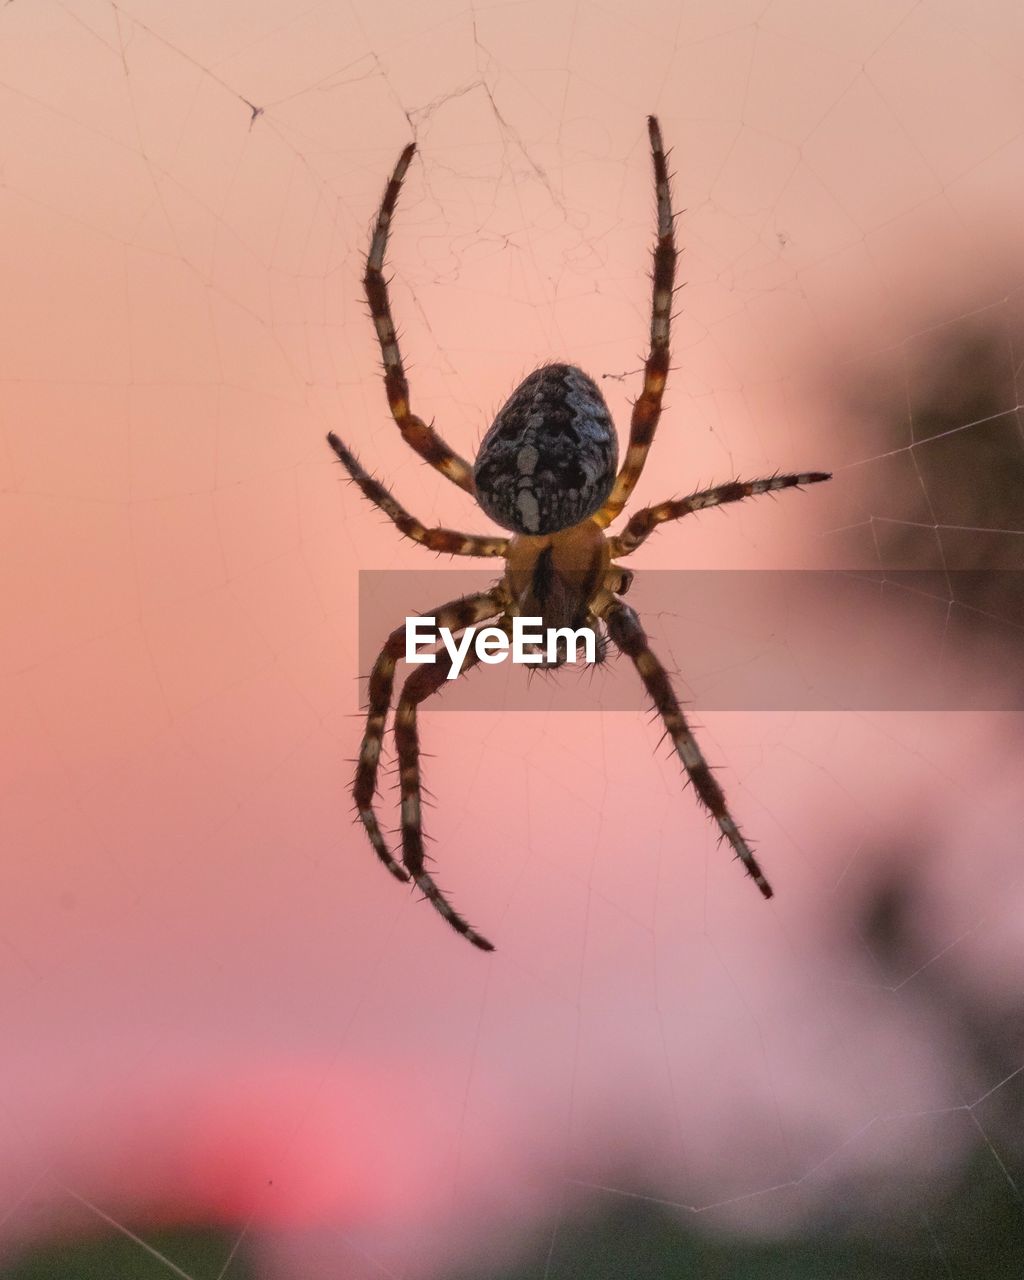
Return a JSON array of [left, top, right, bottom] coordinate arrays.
[[414, 873, 495, 951], [382, 858, 412, 884], [717, 825, 773, 899]]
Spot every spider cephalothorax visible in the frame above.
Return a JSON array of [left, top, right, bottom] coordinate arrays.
[[328, 118, 831, 951]]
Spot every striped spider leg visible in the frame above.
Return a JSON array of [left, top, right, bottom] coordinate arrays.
[[600, 473, 831, 896], [326, 431, 507, 559], [608, 473, 832, 558], [594, 116, 678, 529], [352, 588, 506, 906], [599, 592, 773, 896], [393, 614, 514, 951], [363, 141, 477, 494]]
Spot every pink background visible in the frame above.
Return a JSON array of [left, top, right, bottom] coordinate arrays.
[[1, 1, 1022, 1275]]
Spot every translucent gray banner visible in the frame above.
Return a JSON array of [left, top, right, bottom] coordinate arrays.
[[357, 571, 1024, 711]]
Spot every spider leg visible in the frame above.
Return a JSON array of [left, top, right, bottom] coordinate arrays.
[[608, 471, 832, 557], [601, 596, 773, 898], [594, 116, 677, 528], [394, 617, 512, 951], [365, 142, 477, 494], [354, 590, 506, 885], [327, 431, 508, 557]]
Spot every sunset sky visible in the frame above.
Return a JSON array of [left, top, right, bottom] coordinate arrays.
[[1, 2, 1022, 1275]]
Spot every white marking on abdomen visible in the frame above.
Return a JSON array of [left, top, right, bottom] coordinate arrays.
[[516, 489, 540, 531]]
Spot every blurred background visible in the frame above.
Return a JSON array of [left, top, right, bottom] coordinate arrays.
[[1, 0, 1021, 1276]]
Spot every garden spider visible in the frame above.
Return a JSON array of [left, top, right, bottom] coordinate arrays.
[[328, 117, 830, 950]]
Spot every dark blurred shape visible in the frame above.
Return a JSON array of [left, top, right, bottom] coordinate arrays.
[[0, 1225, 255, 1279], [905, 321, 1023, 549], [859, 862, 920, 977], [836, 304, 1024, 610], [449, 1180, 1024, 1280]]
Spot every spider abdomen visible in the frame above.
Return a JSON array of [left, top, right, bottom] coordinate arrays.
[[474, 363, 618, 535]]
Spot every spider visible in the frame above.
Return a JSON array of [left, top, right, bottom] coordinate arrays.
[[328, 117, 830, 951]]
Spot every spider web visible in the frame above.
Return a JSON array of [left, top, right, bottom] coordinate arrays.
[[1, 2, 1022, 1278]]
